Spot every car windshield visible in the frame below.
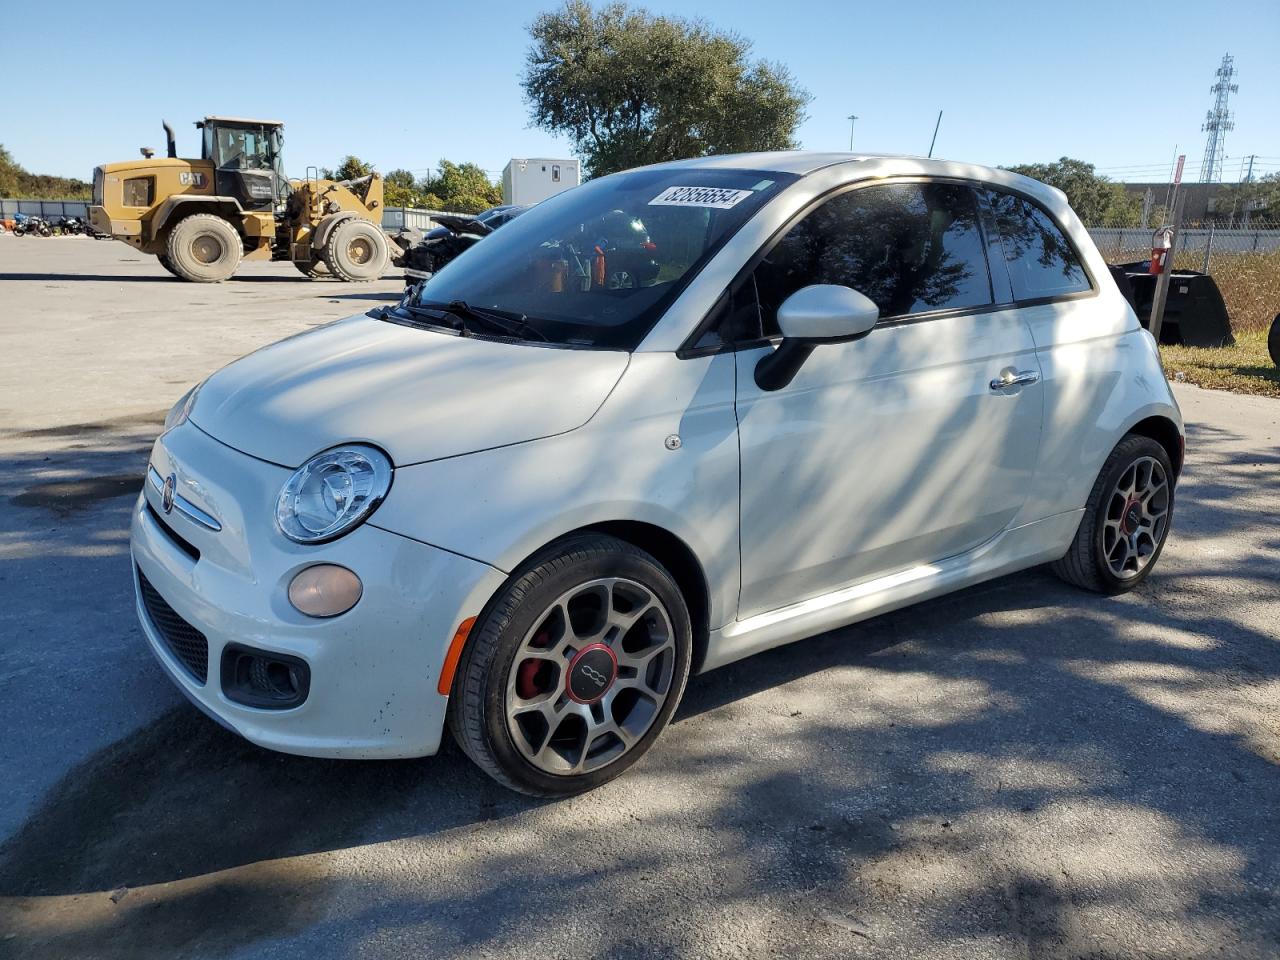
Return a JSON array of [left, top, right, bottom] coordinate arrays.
[[476, 206, 513, 224], [411, 167, 795, 349]]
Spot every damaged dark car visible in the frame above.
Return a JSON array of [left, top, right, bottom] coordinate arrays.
[[402, 204, 529, 287]]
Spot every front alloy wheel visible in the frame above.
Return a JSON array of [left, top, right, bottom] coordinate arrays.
[[505, 577, 678, 776], [449, 535, 692, 796]]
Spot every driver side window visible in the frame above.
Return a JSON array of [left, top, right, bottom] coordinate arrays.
[[753, 182, 994, 337]]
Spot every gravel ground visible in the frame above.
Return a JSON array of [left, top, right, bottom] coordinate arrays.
[[1, 237, 1278, 959]]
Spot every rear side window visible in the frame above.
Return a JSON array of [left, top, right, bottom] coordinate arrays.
[[986, 190, 1091, 300], [753, 182, 993, 335]]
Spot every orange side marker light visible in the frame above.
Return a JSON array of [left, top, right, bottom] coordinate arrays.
[[437, 616, 477, 696]]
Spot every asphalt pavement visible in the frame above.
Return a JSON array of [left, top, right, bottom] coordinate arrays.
[[1, 237, 1278, 959]]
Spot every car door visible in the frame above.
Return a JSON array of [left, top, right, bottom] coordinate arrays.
[[731, 180, 1045, 619]]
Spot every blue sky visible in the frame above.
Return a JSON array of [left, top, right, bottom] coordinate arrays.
[[4, 0, 1278, 185]]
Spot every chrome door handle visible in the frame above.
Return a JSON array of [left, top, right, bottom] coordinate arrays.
[[989, 370, 1040, 391]]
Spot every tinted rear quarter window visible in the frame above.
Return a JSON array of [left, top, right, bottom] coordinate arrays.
[[754, 182, 993, 336], [986, 190, 1091, 300]]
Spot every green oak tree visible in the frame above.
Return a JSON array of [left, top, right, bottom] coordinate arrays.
[[1003, 157, 1141, 226], [522, 1, 810, 177], [417, 160, 503, 214]]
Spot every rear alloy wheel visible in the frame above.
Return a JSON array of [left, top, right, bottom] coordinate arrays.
[[165, 214, 242, 282], [322, 218, 389, 282], [1052, 435, 1174, 594], [449, 535, 692, 796]]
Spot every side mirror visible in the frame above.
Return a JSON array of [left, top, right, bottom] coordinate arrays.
[[755, 285, 880, 391], [776, 284, 880, 341]]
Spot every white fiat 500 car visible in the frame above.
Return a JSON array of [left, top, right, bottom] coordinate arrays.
[[132, 153, 1182, 796]]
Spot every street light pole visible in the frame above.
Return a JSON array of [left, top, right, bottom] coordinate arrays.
[[847, 114, 859, 152]]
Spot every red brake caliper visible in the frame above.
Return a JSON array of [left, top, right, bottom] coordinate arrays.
[[517, 630, 550, 699]]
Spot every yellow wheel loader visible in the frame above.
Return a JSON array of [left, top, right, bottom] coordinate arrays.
[[89, 118, 391, 282]]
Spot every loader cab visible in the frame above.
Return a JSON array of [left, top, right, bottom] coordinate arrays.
[[198, 116, 286, 211]]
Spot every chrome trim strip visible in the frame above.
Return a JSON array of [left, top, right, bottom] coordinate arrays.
[[147, 466, 222, 532]]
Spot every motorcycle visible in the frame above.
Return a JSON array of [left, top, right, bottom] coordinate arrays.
[[13, 214, 53, 237], [56, 216, 86, 236]]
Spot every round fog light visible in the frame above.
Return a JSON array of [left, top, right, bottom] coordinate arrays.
[[288, 564, 363, 618]]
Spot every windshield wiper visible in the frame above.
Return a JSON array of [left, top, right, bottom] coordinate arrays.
[[370, 300, 467, 334], [425, 300, 550, 343]]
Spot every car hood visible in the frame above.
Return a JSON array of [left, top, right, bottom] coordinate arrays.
[[188, 314, 629, 468]]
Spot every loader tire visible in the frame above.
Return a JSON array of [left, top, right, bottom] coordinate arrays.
[[166, 214, 242, 283], [157, 255, 181, 278], [322, 218, 388, 282], [294, 257, 331, 278]]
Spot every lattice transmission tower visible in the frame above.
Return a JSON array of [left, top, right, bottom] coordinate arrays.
[[1198, 54, 1238, 183]]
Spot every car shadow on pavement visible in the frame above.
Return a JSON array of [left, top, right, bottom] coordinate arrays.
[[0, 273, 309, 284], [1, 407, 1278, 958], [320, 290, 404, 301]]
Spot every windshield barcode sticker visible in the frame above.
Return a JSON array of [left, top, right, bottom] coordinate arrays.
[[648, 186, 754, 209]]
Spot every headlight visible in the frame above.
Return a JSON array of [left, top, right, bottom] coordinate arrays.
[[164, 384, 201, 432], [276, 445, 392, 544]]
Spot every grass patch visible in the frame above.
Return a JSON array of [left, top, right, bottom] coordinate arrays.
[[1160, 330, 1280, 398]]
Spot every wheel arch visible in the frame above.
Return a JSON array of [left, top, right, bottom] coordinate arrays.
[[152, 196, 244, 237], [493, 520, 713, 676], [1126, 415, 1184, 478]]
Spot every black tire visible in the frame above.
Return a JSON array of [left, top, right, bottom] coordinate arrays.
[[448, 534, 693, 797], [1268, 313, 1280, 369], [157, 254, 181, 278], [1051, 434, 1175, 594], [165, 213, 242, 282], [322, 218, 388, 282], [294, 257, 331, 278]]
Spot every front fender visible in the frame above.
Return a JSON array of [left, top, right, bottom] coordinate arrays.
[[152, 195, 244, 236], [367, 352, 742, 630]]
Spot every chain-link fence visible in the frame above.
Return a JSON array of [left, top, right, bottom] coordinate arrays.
[[1085, 219, 1280, 332]]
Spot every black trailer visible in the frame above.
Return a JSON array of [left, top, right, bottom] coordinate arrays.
[[1109, 262, 1235, 348]]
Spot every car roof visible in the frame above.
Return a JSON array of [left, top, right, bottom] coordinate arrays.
[[648, 151, 1066, 209]]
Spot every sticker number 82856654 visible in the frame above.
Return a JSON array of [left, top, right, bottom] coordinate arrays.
[[648, 186, 754, 209]]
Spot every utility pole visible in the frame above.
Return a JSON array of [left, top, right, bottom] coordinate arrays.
[[1242, 154, 1257, 227], [927, 111, 943, 159], [847, 114, 859, 152], [1163, 144, 1178, 213]]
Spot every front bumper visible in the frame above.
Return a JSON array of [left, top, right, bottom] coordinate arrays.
[[130, 421, 505, 758]]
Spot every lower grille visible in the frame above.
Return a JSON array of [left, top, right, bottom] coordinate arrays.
[[138, 569, 209, 684]]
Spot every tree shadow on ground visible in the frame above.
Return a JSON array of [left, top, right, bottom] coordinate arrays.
[[0, 408, 1277, 958]]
